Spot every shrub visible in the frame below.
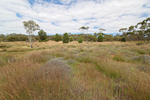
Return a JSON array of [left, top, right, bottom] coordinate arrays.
[[38, 29, 47, 42], [98, 34, 103, 42], [63, 33, 69, 43], [69, 37, 73, 42], [6, 33, 28, 42], [54, 33, 62, 42], [87, 35, 97, 42], [78, 37, 83, 43], [0, 34, 5, 42], [121, 37, 126, 42]]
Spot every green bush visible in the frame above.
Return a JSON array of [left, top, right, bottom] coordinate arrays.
[[6, 33, 28, 42], [38, 30, 47, 42], [70, 37, 73, 42], [78, 37, 83, 43], [63, 33, 69, 43], [54, 34, 62, 42], [98, 34, 103, 42], [87, 35, 97, 42], [0, 34, 5, 42], [121, 37, 126, 42]]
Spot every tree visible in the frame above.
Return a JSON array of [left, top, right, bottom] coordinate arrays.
[[94, 32, 98, 37], [135, 21, 147, 40], [63, 33, 69, 43], [99, 28, 105, 33], [38, 29, 47, 42], [70, 37, 73, 42], [79, 26, 89, 34], [146, 17, 150, 40], [54, 33, 62, 42], [119, 28, 127, 38], [98, 34, 103, 42], [78, 37, 83, 43], [23, 20, 40, 48]]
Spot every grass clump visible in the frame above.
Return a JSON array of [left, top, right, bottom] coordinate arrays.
[[113, 55, 125, 62], [137, 50, 146, 54], [0, 41, 150, 100]]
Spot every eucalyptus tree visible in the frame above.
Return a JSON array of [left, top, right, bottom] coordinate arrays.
[[119, 28, 127, 35], [145, 17, 150, 40], [79, 26, 89, 42], [23, 20, 40, 48], [119, 28, 128, 40], [135, 20, 147, 40], [79, 26, 89, 34], [99, 28, 105, 33]]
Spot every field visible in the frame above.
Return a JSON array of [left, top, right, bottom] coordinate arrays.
[[0, 41, 150, 100]]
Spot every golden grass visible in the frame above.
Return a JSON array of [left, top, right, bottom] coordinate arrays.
[[0, 41, 150, 100]]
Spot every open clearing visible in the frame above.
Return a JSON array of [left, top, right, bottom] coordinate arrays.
[[0, 41, 150, 100]]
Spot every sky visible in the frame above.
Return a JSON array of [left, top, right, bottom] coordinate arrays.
[[0, 0, 150, 35]]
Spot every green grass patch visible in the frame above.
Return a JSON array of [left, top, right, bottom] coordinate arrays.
[[137, 50, 146, 54], [94, 62, 121, 79], [113, 55, 125, 62]]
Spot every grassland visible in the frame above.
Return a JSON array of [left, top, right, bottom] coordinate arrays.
[[0, 41, 150, 100]]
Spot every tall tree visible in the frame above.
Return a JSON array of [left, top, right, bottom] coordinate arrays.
[[38, 29, 47, 41], [136, 20, 147, 40], [79, 26, 89, 34], [99, 28, 105, 33], [119, 28, 127, 35], [23, 20, 40, 48], [146, 18, 150, 40]]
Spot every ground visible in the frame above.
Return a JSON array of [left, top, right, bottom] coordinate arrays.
[[0, 41, 150, 100]]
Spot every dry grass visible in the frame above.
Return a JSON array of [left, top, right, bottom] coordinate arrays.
[[0, 41, 150, 100]]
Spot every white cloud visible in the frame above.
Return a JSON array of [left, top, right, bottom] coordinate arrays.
[[0, 0, 150, 35]]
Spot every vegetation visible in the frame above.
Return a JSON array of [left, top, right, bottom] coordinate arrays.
[[119, 17, 150, 41], [121, 37, 126, 42], [78, 37, 83, 43], [38, 29, 47, 42], [0, 41, 150, 100], [98, 34, 104, 42], [69, 37, 73, 42], [63, 33, 69, 43], [54, 33, 62, 42], [79, 26, 89, 34], [23, 20, 40, 48]]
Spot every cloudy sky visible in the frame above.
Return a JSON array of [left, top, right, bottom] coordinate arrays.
[[0, 0, 150, 35]]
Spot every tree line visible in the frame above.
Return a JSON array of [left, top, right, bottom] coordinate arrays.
[[0, 32, 124, 42], [0, 17, 149, 45]]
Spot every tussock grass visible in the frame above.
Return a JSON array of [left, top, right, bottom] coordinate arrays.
[[0, 41, 150, 100]]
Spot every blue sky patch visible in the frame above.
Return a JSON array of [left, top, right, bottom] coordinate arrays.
[[72, 19, 77, 22], [16, 13, 22, 18], [140, 13, 149, 18], [93, 26, 99, 29], [28, 0, 35, 5]]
